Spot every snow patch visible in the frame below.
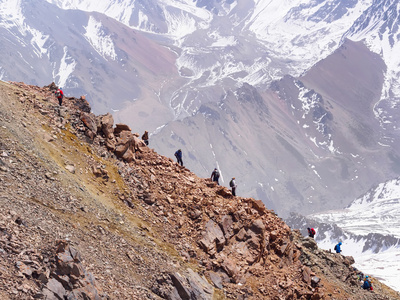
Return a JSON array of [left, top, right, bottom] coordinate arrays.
[[84, 16, 117, 61], [53, 47, 76, 89]]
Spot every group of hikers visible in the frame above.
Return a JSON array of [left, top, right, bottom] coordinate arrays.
[[131, 137, 236, 196], [57, 88, 375, 293], [175, 150, 237, 196], [210, 167, 237, 196], [306, 228, 374, 291], [55, 89, 237, 196]]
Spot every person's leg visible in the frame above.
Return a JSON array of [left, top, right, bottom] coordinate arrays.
[[58, 97, 62, 106]]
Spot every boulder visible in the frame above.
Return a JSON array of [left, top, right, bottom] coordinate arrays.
[[220, 215, 234, 240], [100, 113, 114, 139], [114, 123, 132, 136], [250, 219, 265, 235], [80, 112, 97, 134], [198, 220, 226, 254], [250, 199, 266, 215]]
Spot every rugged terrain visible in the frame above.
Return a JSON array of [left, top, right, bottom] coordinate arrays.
[[2, 1, 400, 218], [1, 81, 399, 299]]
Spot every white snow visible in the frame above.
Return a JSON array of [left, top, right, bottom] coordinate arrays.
[[246, 0, 373, 75], [312, 179, 400, 237], [84, 16, 117, 61], [53, 47, 77, 89], [0, 0, 49, 58], [346, 2, 400, 128], [0, 67, 5, 80]]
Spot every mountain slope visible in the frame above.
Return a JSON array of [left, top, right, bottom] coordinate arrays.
[[151, 39, 398, 217], [1, 0, 400, 218], [1, 81, 400, 299]]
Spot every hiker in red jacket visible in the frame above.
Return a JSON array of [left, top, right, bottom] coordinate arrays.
[[55, 87, 64, 106], [307, 227, 316, 238]]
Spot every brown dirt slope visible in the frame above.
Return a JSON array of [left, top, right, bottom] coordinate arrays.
[[0, 80, 399, 299]]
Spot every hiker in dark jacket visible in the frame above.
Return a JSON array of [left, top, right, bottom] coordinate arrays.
[[211, 168, 220, 185], [334, 242, 342, 253], [174, 149, 183, 166], [142, 131, 149, 145], [229, 177, 237, 196], [362, 276, 373, 290], [55, 87, 64, 106], [307, 227, 316, 238]]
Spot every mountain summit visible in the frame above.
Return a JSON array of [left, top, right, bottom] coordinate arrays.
[[1, 81, 399, 299]]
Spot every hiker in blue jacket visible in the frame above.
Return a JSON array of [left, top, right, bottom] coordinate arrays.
[[174, 149, 183, 166], [362, 275, 373, 290], [334, 242, 342, 253]]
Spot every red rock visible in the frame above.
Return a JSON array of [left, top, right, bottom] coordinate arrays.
[[100, 113, 114, 139]]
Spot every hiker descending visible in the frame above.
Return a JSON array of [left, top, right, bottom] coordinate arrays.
[[307, 227, 316, 238], [334, 242, 342, 253], [142, 131, 149, 146], [174, 149, 183, 166], [362, 275, 373, 290], [229, 177, 237, 196], [211, 168, 220, 185], [55, 87, 64, 106]]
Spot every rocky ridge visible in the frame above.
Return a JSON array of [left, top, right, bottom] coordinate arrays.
[[0, 81, 399, 299]]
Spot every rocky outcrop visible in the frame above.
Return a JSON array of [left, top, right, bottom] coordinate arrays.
[[42, 241, 105, 300], [0, 211, 106, 299], [153, 269, 214, 300]]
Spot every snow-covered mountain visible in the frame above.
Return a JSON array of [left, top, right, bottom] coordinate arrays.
[[286, 177, 400, 291], [1, 0, 400, 218]]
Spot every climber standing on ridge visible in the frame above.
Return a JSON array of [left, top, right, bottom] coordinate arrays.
[[142, 131, 149, 146], [334, 242, 342, 253], [55, 87, 64, 106], [307, 227, 316, 238], [211, 168, 220, 185], [174, 149, 183, 166], [229, 177, 237, 196]]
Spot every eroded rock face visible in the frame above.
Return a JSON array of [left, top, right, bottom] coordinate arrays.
[[153, 269, 214, 300], [198, 220, 226, 255], [42, 241, 105, 300]]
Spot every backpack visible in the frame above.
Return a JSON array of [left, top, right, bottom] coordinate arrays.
[[311, 228, 316, 235], [334, 245, 338, 252], [230, 180, 234, 187], [55, 91, 61, 97]]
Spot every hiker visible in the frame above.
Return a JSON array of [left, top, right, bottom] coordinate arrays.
[[362, 275, 373, 290], [334, 242, 342, 253], [210, 168, 220, 185], [55, 87, 64, 106], [307, 227, 316, 238], [174, 149, 183, 166], [229, 177, 237, 196], [142, 131, 149, 146]]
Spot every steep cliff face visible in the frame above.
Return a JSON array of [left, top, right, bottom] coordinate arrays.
[[0, 81, 399, 299]]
